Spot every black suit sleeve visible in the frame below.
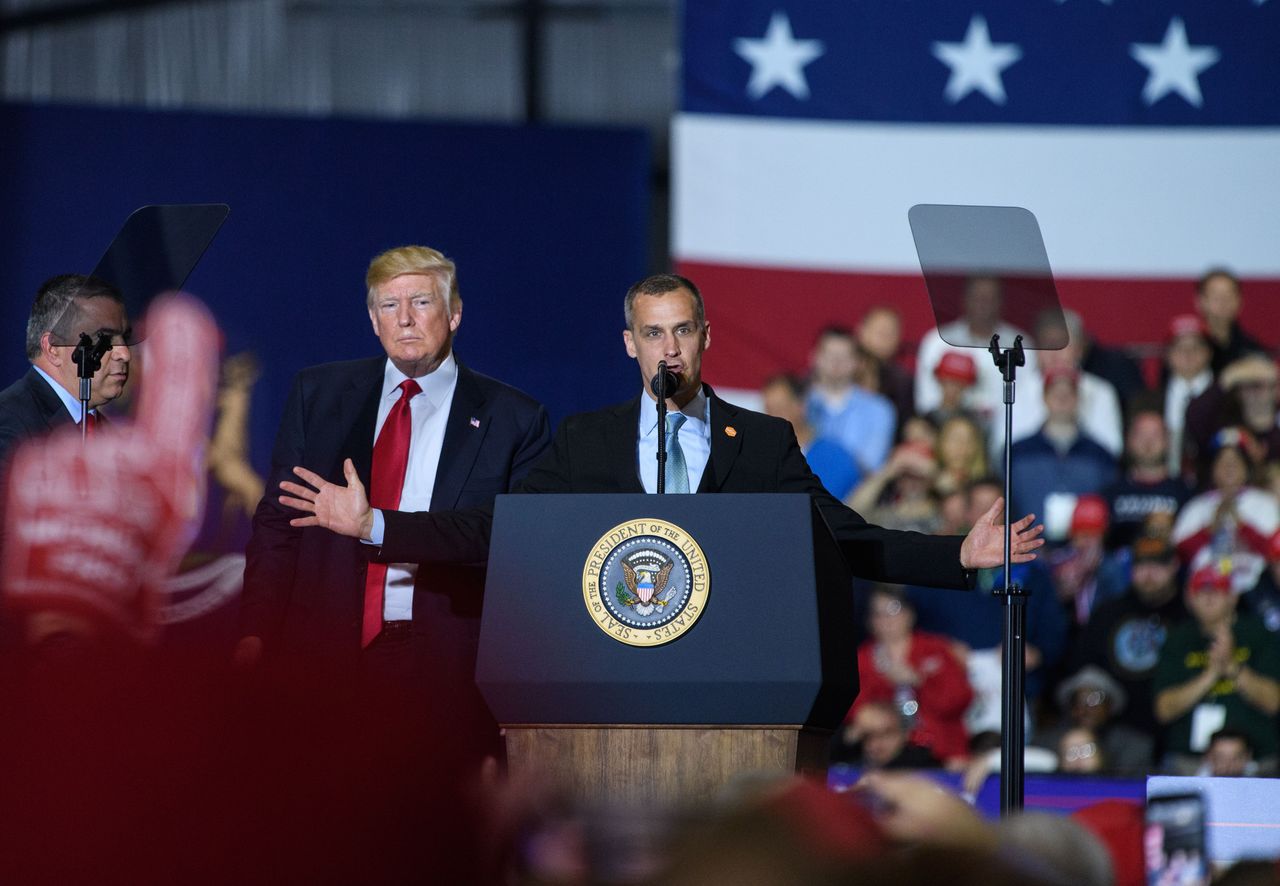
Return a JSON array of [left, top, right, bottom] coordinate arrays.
[[771, 420, 970, 590], [240, 373, 311, 642]]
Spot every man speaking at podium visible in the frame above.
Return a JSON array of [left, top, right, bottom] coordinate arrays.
[[281, 274, 1042, 588]]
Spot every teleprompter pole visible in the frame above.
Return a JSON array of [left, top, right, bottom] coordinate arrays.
[[989, 333, 1027, 815]]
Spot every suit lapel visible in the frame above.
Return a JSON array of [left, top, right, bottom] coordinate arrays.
[[25, 369, 75, 432], [611, 397, 646, 493], [703, 387, 743, 493], [337, 358, 384, 488], [430, 360, 488, 510]]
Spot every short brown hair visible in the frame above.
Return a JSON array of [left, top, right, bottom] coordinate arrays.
[[623, 273, 704, 330]]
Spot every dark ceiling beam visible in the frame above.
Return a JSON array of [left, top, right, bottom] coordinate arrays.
[[0, 0, 229, 35]]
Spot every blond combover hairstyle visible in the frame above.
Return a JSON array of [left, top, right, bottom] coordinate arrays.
[[365, 246, 460, 310]]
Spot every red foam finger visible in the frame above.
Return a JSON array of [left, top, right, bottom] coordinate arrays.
[[2, 294, 222, 642]]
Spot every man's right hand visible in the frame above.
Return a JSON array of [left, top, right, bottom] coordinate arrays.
[[279, 458, 375, 540]]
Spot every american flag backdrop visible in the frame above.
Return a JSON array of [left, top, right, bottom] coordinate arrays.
[[674, 1, 1280, 393]]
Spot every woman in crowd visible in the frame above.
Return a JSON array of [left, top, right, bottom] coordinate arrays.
[[847, 585, 974, 770], [934, 414, 990, 497]]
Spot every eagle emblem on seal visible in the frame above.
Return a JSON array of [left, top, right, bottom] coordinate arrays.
[[620, 556, 677, 617]]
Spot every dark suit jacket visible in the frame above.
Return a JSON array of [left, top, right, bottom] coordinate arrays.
[[0, 368, 74, 469], [0, 369, 77, 551], [383, 386, 970, 590], [0, 369, 78, 645], [241, 355, 551, 675]]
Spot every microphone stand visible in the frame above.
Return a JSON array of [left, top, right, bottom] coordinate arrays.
[[72, 332, 113, 446], [988, 333, 1027, 815], [654, 360, 671, 494]]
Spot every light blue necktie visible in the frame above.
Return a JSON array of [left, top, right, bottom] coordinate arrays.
[[664, 413, 690, 493]]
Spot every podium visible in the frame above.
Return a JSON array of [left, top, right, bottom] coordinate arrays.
[[476, 493, 855, 807]]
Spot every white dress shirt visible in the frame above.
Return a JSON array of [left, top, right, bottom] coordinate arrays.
[[1165, 370, 1212, 475], [375, 354, 458, 621]]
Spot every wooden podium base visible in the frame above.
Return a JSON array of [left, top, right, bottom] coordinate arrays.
[[503, 725, 830, 808]]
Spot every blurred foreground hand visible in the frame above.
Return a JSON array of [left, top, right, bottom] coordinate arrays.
[[2, 294, 220, 644]]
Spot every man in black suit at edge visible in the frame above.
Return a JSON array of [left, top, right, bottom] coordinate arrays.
[[237, 246, 551, 757], [282, 273, 1042, 598], [0, 275, 132, 555], [0, 275, 130, 651]]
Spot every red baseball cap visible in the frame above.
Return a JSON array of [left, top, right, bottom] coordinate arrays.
[[1071, 495, 1109, 536], [1167, 313, 1208, 343], [933, 351, 977, 384], [1042, 366, 1081, 390]]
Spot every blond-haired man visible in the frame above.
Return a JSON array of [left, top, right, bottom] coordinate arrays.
[[239, 246, 550, 755]]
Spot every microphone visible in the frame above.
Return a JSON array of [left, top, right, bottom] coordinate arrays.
[[650, 362, 681, 400]]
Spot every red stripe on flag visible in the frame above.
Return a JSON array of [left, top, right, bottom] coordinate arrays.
[[678, 260, 1280, 392]]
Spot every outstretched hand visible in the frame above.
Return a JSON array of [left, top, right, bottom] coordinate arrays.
[[958, 496, 1044, 570], [279, 458, 375, 540]]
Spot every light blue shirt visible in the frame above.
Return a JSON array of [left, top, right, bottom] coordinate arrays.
[[806, 385, 895, 474], [637, 388, 711, 494], [32, 365, 92, 423]]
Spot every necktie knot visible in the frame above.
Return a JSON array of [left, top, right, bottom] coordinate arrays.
[[666, 412, 687, 436], [398, 378, 422, 400]]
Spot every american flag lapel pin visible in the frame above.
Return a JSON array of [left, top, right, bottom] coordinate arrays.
[[470, 416, 481, 428]]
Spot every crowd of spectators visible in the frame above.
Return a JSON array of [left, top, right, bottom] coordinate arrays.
[[761, 269, 1280, 781], [4, 277, 1280, 885]]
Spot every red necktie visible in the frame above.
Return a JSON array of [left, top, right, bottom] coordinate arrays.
[[361, 379, 420, 648], [84, 413, 96, 437]]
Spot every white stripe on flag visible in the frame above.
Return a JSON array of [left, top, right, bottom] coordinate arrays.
[[673, 112, 1280, 278]]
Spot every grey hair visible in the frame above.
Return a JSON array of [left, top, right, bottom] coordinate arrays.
[[26, 274, 123, 360]]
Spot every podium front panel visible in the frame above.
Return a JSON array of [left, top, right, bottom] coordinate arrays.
[[476, 493, 855, 726]]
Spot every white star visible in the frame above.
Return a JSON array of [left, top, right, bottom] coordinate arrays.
[[1130, 17, 1220, 108], [733, 11, 825, 100], [931, 15, 1022, 105]]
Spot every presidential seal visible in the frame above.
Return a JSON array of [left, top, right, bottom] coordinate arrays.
[[581, 518, 710, 647]]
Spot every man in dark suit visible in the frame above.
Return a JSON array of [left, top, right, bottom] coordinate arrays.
[[0, 275, 131, 461], [0, 275, 132, 558], [238, 246, 550, 753], [282, 274, 1041, 589]]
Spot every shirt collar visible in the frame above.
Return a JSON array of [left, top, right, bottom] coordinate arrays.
[[639, 385, 709, 439], [382, 352, 458, 410]]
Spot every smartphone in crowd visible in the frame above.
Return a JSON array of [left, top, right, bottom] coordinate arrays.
[[1144, 792, 1209, 886]]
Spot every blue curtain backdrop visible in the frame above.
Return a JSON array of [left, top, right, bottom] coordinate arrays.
[[0, 102, 650, 473]]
